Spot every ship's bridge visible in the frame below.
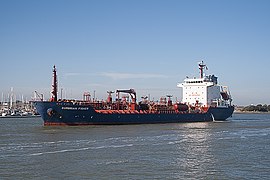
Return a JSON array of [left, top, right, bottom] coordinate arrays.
[[177, 75, 225, 107], [177, 61, 231, 107]]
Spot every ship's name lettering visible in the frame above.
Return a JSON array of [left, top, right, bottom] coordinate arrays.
[[62, 107, 89, 110], [189, 92, 200, 96], [78, 107, 89, 110]]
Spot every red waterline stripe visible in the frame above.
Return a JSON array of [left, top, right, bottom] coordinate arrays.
[[44, 122, 96, 126]]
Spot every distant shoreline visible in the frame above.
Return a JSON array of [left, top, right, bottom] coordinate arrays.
[[234, 110, 270, 114]]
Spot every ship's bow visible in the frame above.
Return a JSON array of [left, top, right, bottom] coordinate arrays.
[[33, 101, 56, 124], [208, 106, 234, 121]]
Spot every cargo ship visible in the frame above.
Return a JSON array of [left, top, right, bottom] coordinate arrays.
[[34, 62, 234, 126]]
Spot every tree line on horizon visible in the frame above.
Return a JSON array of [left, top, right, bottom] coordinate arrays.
[[241, 104, 270, 112]]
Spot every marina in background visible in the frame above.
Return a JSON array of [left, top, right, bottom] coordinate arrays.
[[0, 89, 38, 118]]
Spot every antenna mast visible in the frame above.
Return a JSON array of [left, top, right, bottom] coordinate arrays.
[[199, 61, 207, 78]]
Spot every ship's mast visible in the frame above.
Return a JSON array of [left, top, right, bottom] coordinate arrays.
[[199, 61, 207, 78], [51, 65, 58, 102]]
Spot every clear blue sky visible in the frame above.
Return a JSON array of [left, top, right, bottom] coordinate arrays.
[[1, 0, 270, 105]]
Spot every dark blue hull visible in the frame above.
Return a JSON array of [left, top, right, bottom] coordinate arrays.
[[208, 106, 234, 120], [34, 102, 234, 126]]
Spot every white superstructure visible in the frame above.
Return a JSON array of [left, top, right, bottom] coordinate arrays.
[[177, 61, 232, 107]]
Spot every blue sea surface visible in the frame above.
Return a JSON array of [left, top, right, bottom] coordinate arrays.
[[0, 114, 270, 179]]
